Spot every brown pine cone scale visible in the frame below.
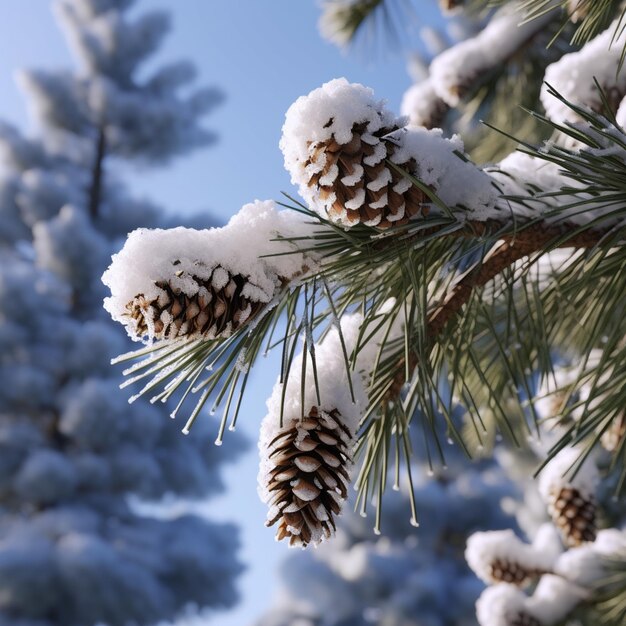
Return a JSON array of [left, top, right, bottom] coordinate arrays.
[[126, 266, 266, 341]]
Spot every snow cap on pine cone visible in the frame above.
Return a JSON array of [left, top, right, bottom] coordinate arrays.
[[280, 78, 498, 227], [538, 446, 599, 547]]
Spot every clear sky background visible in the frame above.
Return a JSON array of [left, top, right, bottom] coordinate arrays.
[[0, 2, 441, 625]]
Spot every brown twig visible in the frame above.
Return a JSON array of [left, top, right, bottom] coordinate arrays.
[[386, 221, 609, 398]]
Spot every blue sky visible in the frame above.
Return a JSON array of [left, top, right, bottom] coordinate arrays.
[[0, 2, 440, 624]]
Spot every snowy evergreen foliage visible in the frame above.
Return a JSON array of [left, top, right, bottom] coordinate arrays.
[[0, 1, 244, 625], [256, 414, 520, 626]]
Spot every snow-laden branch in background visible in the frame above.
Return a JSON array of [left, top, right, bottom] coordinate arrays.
[[258, 303, 404, 547], [102, 200, 318, 342], [430, 3, 555, 107], [541, 18, 626, 125], [258, 314, 367, 548], [400, 79, 450, 129], [474, 527, 626, 626]]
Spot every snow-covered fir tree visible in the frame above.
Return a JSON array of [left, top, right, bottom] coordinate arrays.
[[0, 1, 245, 625], [101, 1, 626, 625]]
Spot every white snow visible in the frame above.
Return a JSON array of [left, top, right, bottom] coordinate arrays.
[[538, 446, 600, 502], [476, 573, 586, 626], [541, 19, 626, 125], [388, 127, 498, 219], [475, 584, 529, 626], [526, 574, 588, 624], [102, 199, 319, 341], [430, 5, 554, 107], [487, 150, 624, 226], [555, 528, 626, 586]]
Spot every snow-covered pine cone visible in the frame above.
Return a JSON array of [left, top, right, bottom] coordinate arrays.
[[548, 485, 597, 547], [401, 80, 450, 130], [281, 78, 428, 229], [126, 266, 267, 341], [263, 406, 353, 548], [103, 200, 315, 343], [539, 447, 599, 548], [476, 584, 543, 626]]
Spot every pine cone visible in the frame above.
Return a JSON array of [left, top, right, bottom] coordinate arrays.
[[439, 0, 465, 12], [281, 79, 430, 230], [304, 121, 428, 229], [126, 265, 266, 341], [510, 612, 542, 626], [601, 413, 626, 452], [489, 558, 545, 587], [264, 407, 352, 548], [547, 486, 597, 547]]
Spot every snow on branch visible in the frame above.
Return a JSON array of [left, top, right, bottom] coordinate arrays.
[[541, 18, 626, 125], [430, 3, 555, 107]]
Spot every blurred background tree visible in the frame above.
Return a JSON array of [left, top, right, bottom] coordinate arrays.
[[0, 0, 246, 624]]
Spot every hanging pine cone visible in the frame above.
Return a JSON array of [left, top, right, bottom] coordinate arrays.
[[263, 406, 353, 548], [281, 78, 429, 230], [126, 265, 267, 341], [601, 413, 626, 452], [547, 485, 597, 547]]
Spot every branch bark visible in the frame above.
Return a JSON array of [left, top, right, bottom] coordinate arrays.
[[387, 221, 610, 398]]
